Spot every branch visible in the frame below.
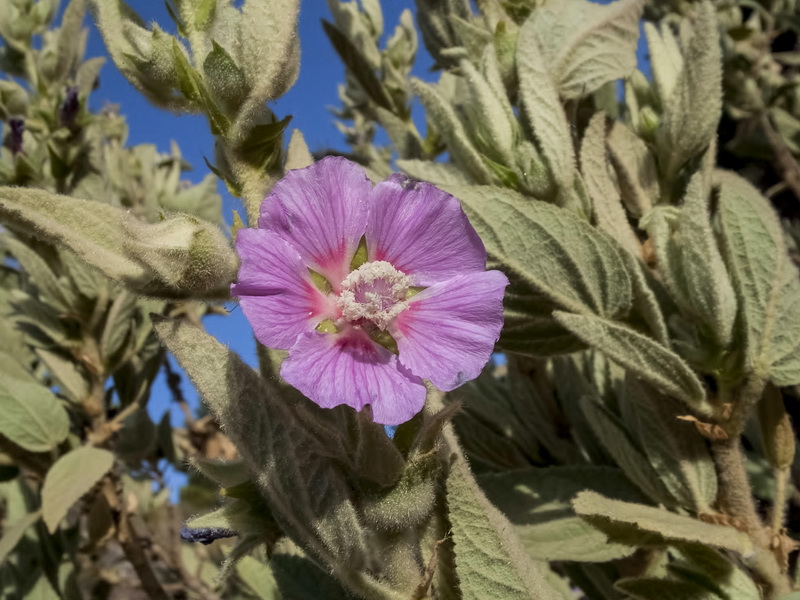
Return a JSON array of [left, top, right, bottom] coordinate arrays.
[[761, 112, 800, 203]]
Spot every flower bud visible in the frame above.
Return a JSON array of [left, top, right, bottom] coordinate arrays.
[[8, 118, 24, 155], [639, 105, 661, 136], [758, 385, 795, 470], [59, 86, 80, 131]]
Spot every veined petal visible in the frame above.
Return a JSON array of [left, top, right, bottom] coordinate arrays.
[[281, 329, 427, 426], [366, 174, 486, 286], [259, 156, 371, 288], [231, 228, 335, 350], [392, 270, 509, 391]]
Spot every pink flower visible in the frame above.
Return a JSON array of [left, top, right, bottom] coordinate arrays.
[[231, 157, 509, 425]]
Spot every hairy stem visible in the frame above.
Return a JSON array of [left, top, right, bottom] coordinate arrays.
[[712, 439, 763, 532], [771, 467, 790, 532], [712, 375, 794, 598]]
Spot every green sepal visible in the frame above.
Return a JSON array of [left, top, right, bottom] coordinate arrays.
[[308, 269, 333, 294], [369, 328, 398, 354], [238, 115, 292, 170], [349, 235, 368, 271], [315, 319, 339, 334]]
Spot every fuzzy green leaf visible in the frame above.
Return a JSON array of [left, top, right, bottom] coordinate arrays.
[[658, 1, 722, 180], [649, 169, 737, 347], [396, 159, 471, 186], [36, 348, 89, 403], [42, 447, 114, 533], [671, 543, 762, 600], [517, 17, 575, 189], [580, 113, 640, 258], [0, 509, 41, 564], [644, 22, 683, 106], [607, 121, 657, 217], [236, 556, 279, 600], [270, 542, 355, 599], [0, 378, 69, 453], [459, 58, 515, 163], [3, 236, 70, 310], [412, 78, 493, 184], [625, 378, 718, 512], [285, 129, 313, 171], [444, 427, 569, 600], [529, 0, 644, 99], [446, 186, 632, 356], [91, 2, 189, 110], [191, 456, 250, 487], [153, 317, 370, 573], [555, 312, 709, 413], [580, 397, 675, 506], [0, 187, 237, 299], [236, 0, 299, 126], [203, 40, 248, 114], [718, 171, 800, 385], [322, 19, 393, 112], [479, 466, 645, 562], [616, 577, 719, 600], [572, 491, 754, 555]]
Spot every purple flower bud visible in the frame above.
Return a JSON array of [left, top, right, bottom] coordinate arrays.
[[60, 86, 80, 130], [179, 525, 238, 545], [8, 118, 24, 155]]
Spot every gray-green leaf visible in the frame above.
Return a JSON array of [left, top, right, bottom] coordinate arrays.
[[625, 378, 718, 512], [0, 187, 237, 299], [479, 466, 645, 562], [580, 397, 675, 506], [42, 447, 114, 533], [0, 509, 41, 564], [0, 378, 69, 453], [517, 17, 575, 190], [236, 555, 280, 600], [580, 113, 641, 258], [412, 78, 493, 184], [528, 0, 644, 99], [657, 1, 722, 181], [555, 312, 709, 413], [572, 491, 754, 555], [446, 186, 632, 356], [718, 171, 800, 385], [444, 427, 569, 600], [153, 317, 369, 573], [648, 168, 737, 347]]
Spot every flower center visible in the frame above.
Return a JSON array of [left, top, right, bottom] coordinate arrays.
[[337, 261, 411, 330]]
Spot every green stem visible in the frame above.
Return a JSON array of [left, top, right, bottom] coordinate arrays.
[[771, 467, 790, 532]]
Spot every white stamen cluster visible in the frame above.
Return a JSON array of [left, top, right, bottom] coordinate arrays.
[[337, 261, 411, 330]]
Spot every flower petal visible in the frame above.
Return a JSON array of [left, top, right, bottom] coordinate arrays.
[[259, 156, 371, 287], [231, 228, 335, 350], [392, 270, 509, 391], [366, 175, 486, 286], [281, 329, 427, 425]]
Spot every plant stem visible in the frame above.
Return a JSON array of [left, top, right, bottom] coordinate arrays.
[[712, 377, 793, 598], [771, 467, 790, 532], [761, 112, 800, 203], [712, 438, 763, 533], [101, 477, 172, 600]]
